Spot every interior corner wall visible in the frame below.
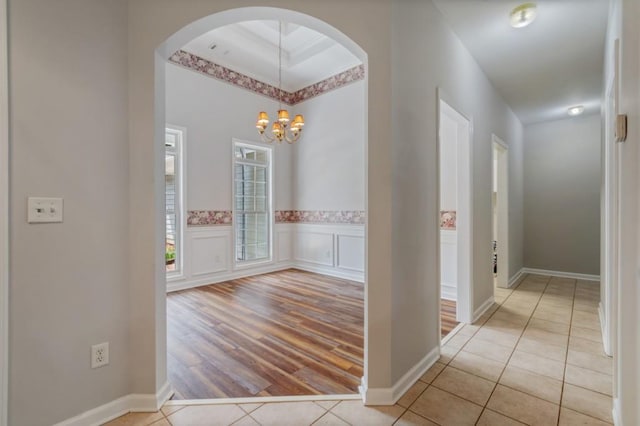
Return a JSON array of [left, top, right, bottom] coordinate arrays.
[[391, 0, 524, 383], [523, 114, 601, 276], [8, 1, 130, 425], [292, 80, 365, 211]]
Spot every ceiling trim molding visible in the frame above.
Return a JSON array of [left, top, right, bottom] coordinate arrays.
[[169, 49, 364, 105]]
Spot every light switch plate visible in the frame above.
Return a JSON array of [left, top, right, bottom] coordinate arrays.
[[27, 197, 63, 223]]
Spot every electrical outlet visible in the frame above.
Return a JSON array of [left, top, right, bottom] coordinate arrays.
[[91, 342, 109, 369]]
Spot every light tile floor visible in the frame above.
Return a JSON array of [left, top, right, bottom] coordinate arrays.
[[105, 274, 612, 426]]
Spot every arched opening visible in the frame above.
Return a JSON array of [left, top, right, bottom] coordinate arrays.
[[155, 8, 369, 403]]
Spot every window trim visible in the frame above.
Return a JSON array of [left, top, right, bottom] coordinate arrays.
[[166, 125, 186, 280], [232, 139, 274, 269]]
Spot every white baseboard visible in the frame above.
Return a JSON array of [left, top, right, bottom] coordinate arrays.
[[167, 262, 294, 292], [441, 323, 465, 345], [521, 268, 600, 282], [291, 262, 364, 283], [507, 268, 525, 288], [362, 346, 439, 405], [54, 382, 173, 426], [168, 261, 364, 293], [473, 295, 496, 323], [441, 283, 457, 301], [164, 393, 361, 406], [612, 397, 622, 426], [598, 302, 612, 356]]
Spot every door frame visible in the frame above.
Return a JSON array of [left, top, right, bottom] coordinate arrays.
[[492, 135, 509, 289], [437, 91, 474, 326], [0, 0, 8, 423], [601, 75, 617, 356]]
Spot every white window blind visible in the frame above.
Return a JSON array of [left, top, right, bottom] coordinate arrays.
[[165, 128, 183, 274], [234, 142, 271, 263]]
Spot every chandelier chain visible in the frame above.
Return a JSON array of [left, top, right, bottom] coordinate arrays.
[[278, 21, 282, 110], [254, 19, 304, 144]]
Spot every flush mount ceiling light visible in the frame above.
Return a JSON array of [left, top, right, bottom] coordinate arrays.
[[568, 105, 585, 116], [255, 21, 305, 144], [510, 3, 537, 28]]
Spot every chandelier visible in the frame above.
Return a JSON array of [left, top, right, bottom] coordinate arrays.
[[256, 21, 305, 144]]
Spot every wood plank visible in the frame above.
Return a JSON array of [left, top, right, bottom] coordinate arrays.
[[441, 299, 459, 337], [167, 269, 364, 399]]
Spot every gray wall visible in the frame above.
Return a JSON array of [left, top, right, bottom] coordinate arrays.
[[6, 0, 528, 423], [524, 114, 601, 275], [8, 0, 130, 425], [391, 0, 524, 382]]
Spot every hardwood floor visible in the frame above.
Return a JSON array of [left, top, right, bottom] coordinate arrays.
[[167, 269, 364, 400], [441, 299, 458, 337]]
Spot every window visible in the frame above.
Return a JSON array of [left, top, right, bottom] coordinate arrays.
[[165, 127, 184, 274], [233, 141, 272, 264]]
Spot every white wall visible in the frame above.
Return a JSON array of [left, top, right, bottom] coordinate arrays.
[[391, 0, 525, 383], [523, 115, 601, 276], [8, 1, 130, 425]]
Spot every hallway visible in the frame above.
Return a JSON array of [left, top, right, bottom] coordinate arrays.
[[106, 273, 611, 425]]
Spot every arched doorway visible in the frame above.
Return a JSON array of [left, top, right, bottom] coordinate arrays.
[[155, 7, 369, 403]]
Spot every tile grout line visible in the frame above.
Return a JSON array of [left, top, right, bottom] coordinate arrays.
[[474, 274, 552, 426], [561, 281, 615, 425], [395, 282, 512, 426], [556, 278, 578, 426]]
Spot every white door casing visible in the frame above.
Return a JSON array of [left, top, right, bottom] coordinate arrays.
[[492, 136, 509, 289], [0, 0, 8, 424]]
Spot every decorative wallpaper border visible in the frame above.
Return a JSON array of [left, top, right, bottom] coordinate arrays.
[[187, 210, 233, 226], [169, 50, 365, 106], [275, 210, 365, 224], [440, 210, 457, 230], [291, 65, 365, 104], [186, 210, 366, 226]]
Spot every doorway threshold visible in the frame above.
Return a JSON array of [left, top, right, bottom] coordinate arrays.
[[163, 393, 362, 406]]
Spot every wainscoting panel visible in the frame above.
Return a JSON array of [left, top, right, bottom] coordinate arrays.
[[277, 229, 292, 262], [337, 234, 365, 272], [294, 231, 335, 267], [190, 231, 229, 276], [168, 223, 364, 292]]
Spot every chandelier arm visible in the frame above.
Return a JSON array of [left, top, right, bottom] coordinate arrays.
[[284, 129, 301, 144], [260, 132, 276, 143]]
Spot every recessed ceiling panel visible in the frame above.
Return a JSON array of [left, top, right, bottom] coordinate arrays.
[[181, 20, 362, 92]]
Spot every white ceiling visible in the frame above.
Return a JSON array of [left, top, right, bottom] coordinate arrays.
[[182, 20, 362, 93], [433, 0, 610, 124]]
